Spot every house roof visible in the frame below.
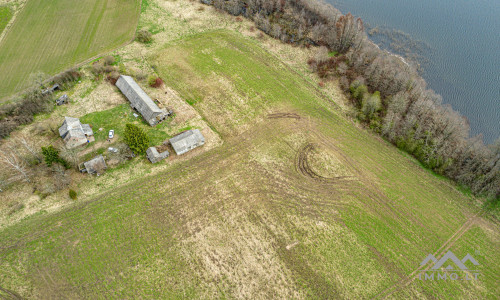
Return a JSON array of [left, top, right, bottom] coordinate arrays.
[[170, 129, 205, 155], [116, 75, 165, 125], [81, 124, 93, 136], [83, 155, 107, 174], [58, 117, 93, 139]]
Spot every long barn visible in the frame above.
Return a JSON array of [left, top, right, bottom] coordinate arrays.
[[116, 75, 170, 126]]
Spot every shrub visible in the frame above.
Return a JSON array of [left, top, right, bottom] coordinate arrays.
[[136, 29, 152, 43], [148, 76, 164, 88], [104, 65, 116, 73], [107, 71, 120, 85], [148, 75, 157, 87], [0, 120, 18, 138], [53, 68, 81, 88], [103, 55, 115, 65], [69, 189, 77, 200], [123, 124, 149, 154], [91, 61, 105, 76]]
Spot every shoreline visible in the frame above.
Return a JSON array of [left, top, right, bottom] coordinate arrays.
[[366, 38, 411, 68], [332, 1, 499, 143]]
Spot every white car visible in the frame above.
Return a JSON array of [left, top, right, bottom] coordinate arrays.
[[108, 130, 114, 139]]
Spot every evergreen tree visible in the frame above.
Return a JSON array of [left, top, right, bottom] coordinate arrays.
[[124, 123, 149, 154], [41, 145, 70, 169]]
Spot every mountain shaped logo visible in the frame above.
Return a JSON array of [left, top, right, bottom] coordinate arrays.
[[420, 251, 479, 270]]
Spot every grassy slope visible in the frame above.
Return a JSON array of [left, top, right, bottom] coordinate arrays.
[[0, 5, 13, 35], [0, 0, 140, 100], [0, 30, 498, 299]]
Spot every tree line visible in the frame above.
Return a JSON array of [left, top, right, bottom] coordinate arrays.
[[0, 69, 81, 139], [201, 0, 499, 201]]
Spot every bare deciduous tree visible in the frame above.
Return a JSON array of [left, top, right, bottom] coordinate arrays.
[[0, 149, 32, 183], [16, 135, 42, 164]]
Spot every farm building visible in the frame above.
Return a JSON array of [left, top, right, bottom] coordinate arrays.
[[80, 155, 107, 175], [116, 75, 170, 126], [58, 117, 94, 148], [169, 129, 205, 155], [42, 84, 60, 95], [55, 94, 69, 105], [146, 147, 170, 163]]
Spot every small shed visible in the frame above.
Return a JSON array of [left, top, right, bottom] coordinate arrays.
[[82, 155, 107, 175], [42, 84, 60, 95], [146, 147, 170, 163], [50, 84, 60, 92], [169, 129, 205, 155], [56, 94, 69, 105]]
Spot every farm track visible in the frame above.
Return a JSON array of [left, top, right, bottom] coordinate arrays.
[[375, 210, 484, 299], [0, 285, 22, 300]]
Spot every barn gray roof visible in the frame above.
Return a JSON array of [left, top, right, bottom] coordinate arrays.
[[170, 129, 205, 155], [116, 75, 167, 126], [83, 155, 107, 175]]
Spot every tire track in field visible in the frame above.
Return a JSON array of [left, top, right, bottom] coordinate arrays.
[[295, 143, 352, 184], [267, 112, 301, 120], [375, 211, 483, 299], [0, 285, 23, 300]]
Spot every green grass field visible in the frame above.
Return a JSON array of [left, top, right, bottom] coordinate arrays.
[[0, 5, 13, 35], [80, 103, 172, 144], [0, 0, 140, 100], [0, 30, 498, 299]]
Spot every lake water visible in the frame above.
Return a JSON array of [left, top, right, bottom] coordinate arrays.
[[329, 0, 500, 143]]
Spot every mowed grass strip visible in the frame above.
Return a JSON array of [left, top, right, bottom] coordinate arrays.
[[0, 0, 140, 100], [0, 30, 497, 298]]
